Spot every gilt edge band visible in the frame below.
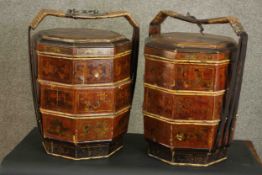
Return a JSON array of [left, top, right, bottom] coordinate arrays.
[[144, 111, 220, 125], [37, 50, 131, 59], [38, 77, 131, 89], [40, 106, 130, 119], [43, 143, 123, 160], [144, 83, 225, 96], [145, 54, 230, 65], [41, 35, 127, 43], [147, 153, 227, 167]]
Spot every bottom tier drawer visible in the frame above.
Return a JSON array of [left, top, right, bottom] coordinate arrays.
[[144, 115, 218, 150], [42, 110, 129, 143]]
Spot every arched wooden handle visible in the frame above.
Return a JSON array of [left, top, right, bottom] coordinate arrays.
[[149, 10, 245, 36], [30, 9, 139, 30], [30, 9, 65, 30]]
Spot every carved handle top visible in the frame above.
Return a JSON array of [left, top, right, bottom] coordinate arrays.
[[149, 10, 246, 37], [30, 9, 139, 30]]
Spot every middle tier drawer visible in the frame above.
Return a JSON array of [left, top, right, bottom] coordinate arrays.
[[143, 85, 224, 121]]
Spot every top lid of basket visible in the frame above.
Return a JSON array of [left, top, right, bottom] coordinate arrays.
[[35, 28, 127, 44], [145, 32, 237, 52]]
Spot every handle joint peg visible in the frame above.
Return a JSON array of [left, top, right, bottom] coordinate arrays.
[[186, 12, 205, 34]]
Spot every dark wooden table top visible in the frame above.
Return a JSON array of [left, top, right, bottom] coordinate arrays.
[[1, 128, 262, 175]]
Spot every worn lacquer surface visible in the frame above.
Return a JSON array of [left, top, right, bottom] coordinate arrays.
[[143, 30, 238, 165], [32, 27, 135, 159]]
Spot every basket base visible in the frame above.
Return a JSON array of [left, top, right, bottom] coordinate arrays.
[[147, 140, 228, 167], [42, 136, 124, 160]]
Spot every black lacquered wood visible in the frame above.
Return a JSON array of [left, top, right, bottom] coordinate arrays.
[[1, 128, 262, 175]]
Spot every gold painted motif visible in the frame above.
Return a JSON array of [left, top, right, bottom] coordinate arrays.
[[176, 133, 185, 141], [47, 119, 69, 136], [82, 92, 108, 111], [83, 120, 110, 138]]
